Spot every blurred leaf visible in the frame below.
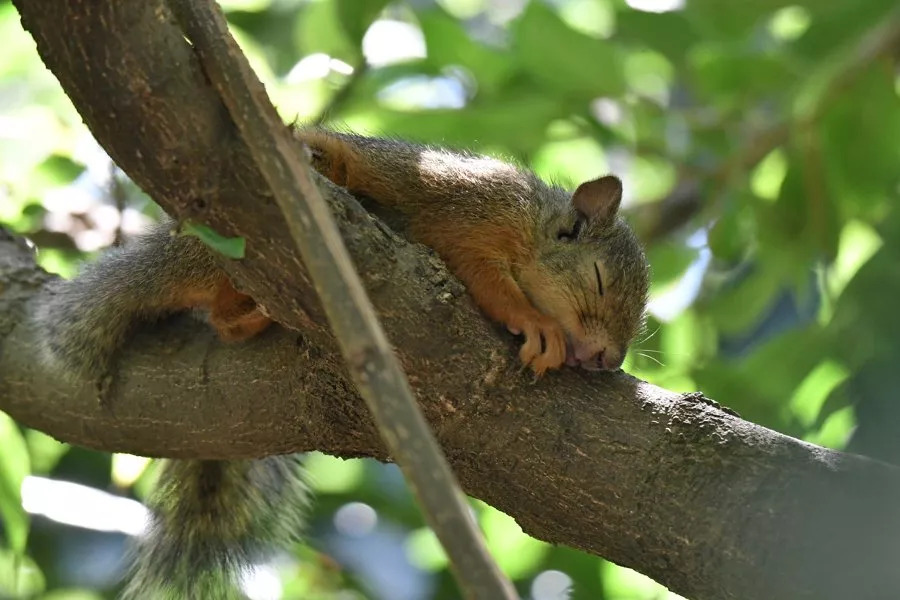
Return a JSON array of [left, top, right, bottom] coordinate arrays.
[[708, 198, 755, 263], [226, 5, 305, 74], [349, 94, 563, 154], [660, 310, 712, 371], [40, 590, 104, 600], [686, 0, 804, 40], [750, 149, 787, 202], [0, 551, 44, 598], [826, 220, 882, 300], [792, 0, 897, 61], [818, 66, 900, 214], [603, 561, 681, 599], [647, 242, 698, 287], [335, 0, 390, 46], [688, 43, 793, 107], [24, 430, 69, 475], [181, 222, 246, 259], [788, 360, 849, 427], [705, 264, 784, 336], [531, 137, 607, 186], [480, 508, 547, 580], [419, 9, 513, 95], [512, 1, 625, 99], [405, 527, 447, 571], [0, 413, 30, 553], [614, 10, 699, 65], [110, 454, 152, 489], [808, 406, 855, 449], [296, 0, 355, 61], [696, 328, 827, 428], [305, 452, 365, 494], [33, 154, 84, 188], [624, 49, 674, 105]]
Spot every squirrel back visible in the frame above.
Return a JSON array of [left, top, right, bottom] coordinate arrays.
[[31, 221, 305, 599]]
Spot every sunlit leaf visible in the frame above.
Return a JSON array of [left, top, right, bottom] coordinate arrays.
[[512, 1, 625, 99], [0, 551, 44, 598]]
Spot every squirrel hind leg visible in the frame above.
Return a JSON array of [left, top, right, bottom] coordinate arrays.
[[208, 278, 273, 342]]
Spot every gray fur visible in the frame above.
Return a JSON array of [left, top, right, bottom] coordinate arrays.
[[122, 457, 308, 600], [32, 220, 220, 382], [30, 220, 308, 599]]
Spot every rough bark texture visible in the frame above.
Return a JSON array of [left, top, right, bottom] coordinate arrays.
[[4, 2, 900, 600]]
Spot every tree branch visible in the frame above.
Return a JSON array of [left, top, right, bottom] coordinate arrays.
[[6, 2, 900, 600]]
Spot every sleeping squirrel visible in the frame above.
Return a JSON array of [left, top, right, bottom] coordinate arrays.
[[31, 128, 650, 598]]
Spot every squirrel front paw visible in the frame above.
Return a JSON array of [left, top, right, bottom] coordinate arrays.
[[516, 315, 566, 376]]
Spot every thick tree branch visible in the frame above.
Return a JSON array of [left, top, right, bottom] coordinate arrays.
[[5, 2, 900, 600]]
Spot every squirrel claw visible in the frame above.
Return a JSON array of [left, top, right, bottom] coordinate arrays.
[[517, 315, 566, 376]]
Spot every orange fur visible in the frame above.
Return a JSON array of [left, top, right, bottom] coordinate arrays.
[[209, 278, 273, 341]]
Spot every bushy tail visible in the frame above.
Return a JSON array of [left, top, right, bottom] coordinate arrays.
[[122, 456, 308, 600], [29, 224, 308, 598], [31, 220, 221, 382]]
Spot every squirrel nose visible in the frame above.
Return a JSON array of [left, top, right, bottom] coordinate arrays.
[[601, 349, 623, 370]]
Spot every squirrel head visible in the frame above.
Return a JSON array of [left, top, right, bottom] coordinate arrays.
[[519, 175, 649, 371]]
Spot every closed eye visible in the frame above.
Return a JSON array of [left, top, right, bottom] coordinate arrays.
[[594, 262, 604, 296]]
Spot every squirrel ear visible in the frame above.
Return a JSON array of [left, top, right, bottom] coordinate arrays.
[[572, 175, 622, 224]]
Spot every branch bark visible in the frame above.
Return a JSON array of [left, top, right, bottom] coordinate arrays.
[[5, 2, 900, 600]]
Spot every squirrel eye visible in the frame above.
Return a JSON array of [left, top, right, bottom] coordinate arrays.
[[557, 215, 586, 242], [594, 262, 604, 296]]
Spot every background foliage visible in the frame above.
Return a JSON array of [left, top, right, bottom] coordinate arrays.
[[1, 0, 898, 598]]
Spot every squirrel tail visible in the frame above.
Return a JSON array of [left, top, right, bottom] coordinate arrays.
[[31, 220, 222, 382], [30, 221, 305, 597], [122, 457, 308, 600]]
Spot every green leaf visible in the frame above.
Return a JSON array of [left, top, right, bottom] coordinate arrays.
[[512, 1, 625, 99], [419, 9, 514, 95], [818, 67, 900, 215], [34, 154, 85, 188], [0, 413, 30, 554], [615, 10, 699, 66], [685, 0, 803, 40], [351, 94, 563, 155], [0, 550, 44, 598], [335, 0, 390, 46], [688, 43, 793, 108], [295, 0, 355, 61], [648, 242, 699, 287], [181, 222, 246, 259], [24, 430, 69, 475], [708, 197, 755, 263]]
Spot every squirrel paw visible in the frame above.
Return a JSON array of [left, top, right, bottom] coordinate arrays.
[[517, 315, 566, 376]]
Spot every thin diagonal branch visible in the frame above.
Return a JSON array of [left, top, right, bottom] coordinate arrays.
[[165, 1, 516, 598]]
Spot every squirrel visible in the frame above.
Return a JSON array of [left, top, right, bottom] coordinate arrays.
[[302, 129, 649, 372], [31, 127, 649, 598]]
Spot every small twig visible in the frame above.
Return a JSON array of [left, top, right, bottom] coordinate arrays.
[[166, 1, 517, 598]]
